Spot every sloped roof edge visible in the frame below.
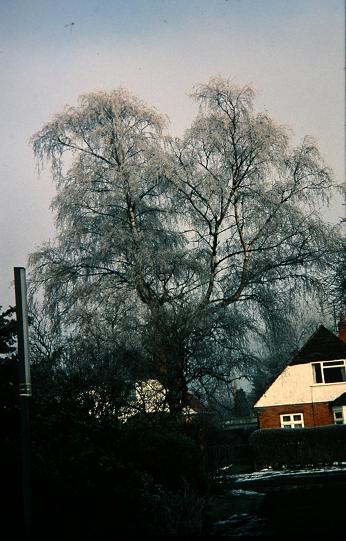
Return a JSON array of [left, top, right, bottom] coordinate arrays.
[[289, 325, 346, 365], [330, 392, 346, 407]]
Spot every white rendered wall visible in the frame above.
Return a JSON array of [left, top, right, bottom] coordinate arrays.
[[255, 362, 346, 407]]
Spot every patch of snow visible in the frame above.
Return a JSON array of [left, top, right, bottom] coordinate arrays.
[[212, 513, 272, 536], [226, 464, 346, 483], [214, 513, 249, 526], [219, 464, 233, 471], [230, 489, 265, 497]]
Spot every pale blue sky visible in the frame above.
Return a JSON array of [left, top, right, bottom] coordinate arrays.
[[0, 0, 344, 307]]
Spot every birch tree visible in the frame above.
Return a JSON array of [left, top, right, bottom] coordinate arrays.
[[30, 78, 340, 414]]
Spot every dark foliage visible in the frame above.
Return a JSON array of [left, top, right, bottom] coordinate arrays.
[[26, 361, 210, 538], [119, 415, 208, 492], [0, 307, 21, 535], [0, 306, 17, 355], [250, 425, 346, 469], [0, 307, 19, 428], [0, 303, 223, 538]]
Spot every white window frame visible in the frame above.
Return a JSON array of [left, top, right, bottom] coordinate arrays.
[[332, 407, 344, 425], [280, 413, 304, 428], [312, 360, 346, 384]]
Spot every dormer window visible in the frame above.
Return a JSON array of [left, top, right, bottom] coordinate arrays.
[[312, 360, 346, 384]]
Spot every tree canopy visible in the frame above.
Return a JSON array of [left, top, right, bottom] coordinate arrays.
[[29, 76, 342, 414]]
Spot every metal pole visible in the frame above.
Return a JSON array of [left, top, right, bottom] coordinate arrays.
[[344, 0, 346, 222], [14, 267, 32, 538]]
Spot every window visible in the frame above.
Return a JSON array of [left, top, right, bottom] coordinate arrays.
[[333, 407, 344, 425], [280, 413, 304, 428], [312, 360, 346, 384]]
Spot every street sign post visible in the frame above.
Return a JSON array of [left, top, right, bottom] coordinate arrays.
[[14, 267, 32, 538]]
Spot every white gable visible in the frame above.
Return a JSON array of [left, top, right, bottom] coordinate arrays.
[[255, 361, 346, 408]]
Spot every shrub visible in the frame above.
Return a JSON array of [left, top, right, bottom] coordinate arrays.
[[30, 411, 209, 538], [250, 425, 346, 469], [118, 415, 208, 493]]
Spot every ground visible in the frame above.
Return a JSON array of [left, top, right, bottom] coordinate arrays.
[[206, 464, 346, 538]]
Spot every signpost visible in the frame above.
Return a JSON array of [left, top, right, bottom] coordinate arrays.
[[14, 267, 32, 538]]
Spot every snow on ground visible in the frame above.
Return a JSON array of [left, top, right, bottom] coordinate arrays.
[[212, 513, 271, 536], [211, 462, 346, 537], [217, 462, 346, 484], [230, 489, 265, 496]]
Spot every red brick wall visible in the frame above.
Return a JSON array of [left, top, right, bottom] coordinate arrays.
[[256, 402, 334, 429], [338, 317, 346, 343]]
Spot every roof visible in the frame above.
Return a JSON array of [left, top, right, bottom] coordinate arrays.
[[289, 325, 346, 366], [330, 392, 346, 407]]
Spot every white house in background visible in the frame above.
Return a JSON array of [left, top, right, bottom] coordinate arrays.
[[254, 314, 346, 429], [118, 379, 208, 421]]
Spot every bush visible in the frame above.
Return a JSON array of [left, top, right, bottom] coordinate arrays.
[[250, 425, 346, 469], [119, 415, 208, 493], [30, 411, 209, 538]]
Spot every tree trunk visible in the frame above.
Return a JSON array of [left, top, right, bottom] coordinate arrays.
[[148, 317, 189, 416]]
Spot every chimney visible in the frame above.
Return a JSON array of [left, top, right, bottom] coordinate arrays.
[[338, 312, 346, 343]]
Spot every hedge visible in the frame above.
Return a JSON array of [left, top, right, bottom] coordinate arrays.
[[250, 425, 346, 469]]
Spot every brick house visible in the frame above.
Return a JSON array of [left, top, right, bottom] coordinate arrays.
[[254, 315, 346, 429]]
